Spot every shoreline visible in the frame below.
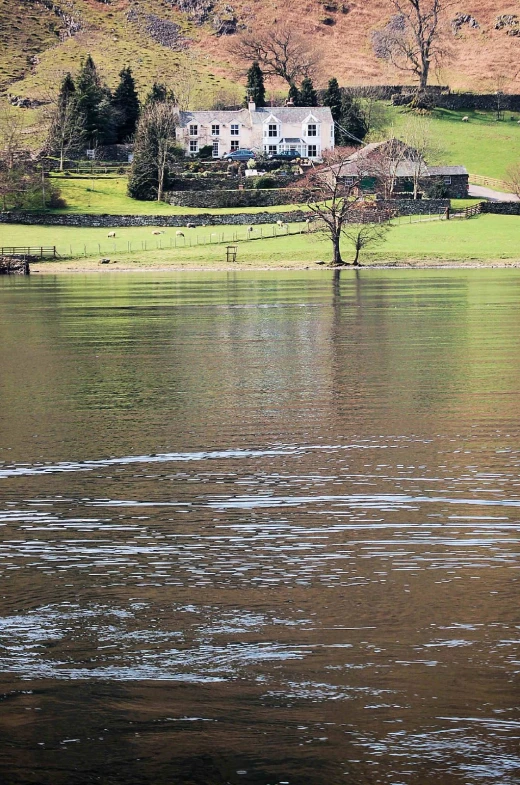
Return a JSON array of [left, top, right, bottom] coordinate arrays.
[[29, 259, 520, 274]]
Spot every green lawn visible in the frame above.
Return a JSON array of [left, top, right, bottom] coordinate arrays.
[[49, 175, 307, 216], [2, 214, 518, 265], [388, 107, 520, 180]]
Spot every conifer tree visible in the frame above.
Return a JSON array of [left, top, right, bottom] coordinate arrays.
[[75, 55, 107, 147], [323, 77, 342, 125], [112, 66, 140, 143], [145, 82, 175, 106], [245, 61, 266, 107], [299, 76, 318, 107], [46, 72, 85, 169], [338, 92, 368, 145], [288, 82, 300, 106]]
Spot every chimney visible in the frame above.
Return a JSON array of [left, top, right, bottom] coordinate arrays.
[[247, 95, 256, 112]]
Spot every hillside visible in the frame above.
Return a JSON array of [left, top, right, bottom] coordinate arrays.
[[1, 0, 519, 107]]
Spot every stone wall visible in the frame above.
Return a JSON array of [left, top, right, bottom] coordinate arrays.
[[481, 202, 520, 215], [0, 200, 450, 228], [392, 92, 520, 112], [165, 188, 308, 208]]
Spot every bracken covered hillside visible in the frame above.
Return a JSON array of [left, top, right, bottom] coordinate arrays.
[[1, 0, 519, 102]]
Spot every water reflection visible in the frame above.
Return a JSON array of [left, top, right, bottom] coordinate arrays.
[[1, 271, 520, 785]]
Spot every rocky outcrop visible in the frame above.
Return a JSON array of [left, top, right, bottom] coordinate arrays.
[[451, 14, 479, 34], [30, 0, 82, 38], [127, 7, 190, 50]]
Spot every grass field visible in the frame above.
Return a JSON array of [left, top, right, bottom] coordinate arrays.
[[388, 107, 520, 180], [2, 215, 518, 266], [49, 175, 307, 216]]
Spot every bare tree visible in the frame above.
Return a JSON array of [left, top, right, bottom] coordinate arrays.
[[236, 25, 319, 85], [372, 0, 453, 93], [0, 104, 28, 170], [399, 117, 441, 197], [506, 163, 520, 198], [128, 102, 181, 202], [302, 150, 386, 266], [343, 222, 392, 265]]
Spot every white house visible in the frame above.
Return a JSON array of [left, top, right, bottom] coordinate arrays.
[[176, 100, 335, 160]]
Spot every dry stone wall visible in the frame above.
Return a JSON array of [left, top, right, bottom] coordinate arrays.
[[0, 201, 450, 228]]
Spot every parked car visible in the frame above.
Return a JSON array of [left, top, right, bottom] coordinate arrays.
[[268, 150, 301, 161], [224, 148, 256, 161]]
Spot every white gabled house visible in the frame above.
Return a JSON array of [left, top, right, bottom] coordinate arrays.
[[176, 100, 335, 160]]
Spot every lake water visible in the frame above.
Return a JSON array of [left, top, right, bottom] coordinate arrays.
[[0, 270, 519, 785]]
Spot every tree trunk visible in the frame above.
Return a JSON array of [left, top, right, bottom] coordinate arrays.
[[331, 233, 345, 266], [353, 244, 360, 265]]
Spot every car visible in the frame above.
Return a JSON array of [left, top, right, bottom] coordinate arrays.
[[224, 148, 256, 162], [267, 150, 301, 161]]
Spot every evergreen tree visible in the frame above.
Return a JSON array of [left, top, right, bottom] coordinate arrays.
[[299, 76, 318, 107], [288, 82, 300, 106], [112, 66, 140, 143], [145, 82, 175, 106], [338, 92, 368, 145], [75, 55, 110, 147], [323, 77, 342, 125], [46, 73, 85, 169], [245, 61, 266, 107]]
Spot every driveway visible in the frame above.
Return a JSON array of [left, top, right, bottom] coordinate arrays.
[[468, 184, 519, 202]]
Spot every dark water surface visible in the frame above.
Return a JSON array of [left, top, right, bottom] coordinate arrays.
[[0, 270, 519, 785]]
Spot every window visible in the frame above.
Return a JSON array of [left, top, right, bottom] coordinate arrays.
[[189, 139, 198, 154], [230, 140, 239, 151], [211, 124, 220, 136], [268, 145, 277, 154], [189, 124, 198, 136], [307, 144, 317, 158], [268, 123, 278, 137], [212, 141, 219, 158], [443, 176, 452, 185], [230, 124, 239, 136], [307, 123, 317, 137], [340, 176, 355, 186]]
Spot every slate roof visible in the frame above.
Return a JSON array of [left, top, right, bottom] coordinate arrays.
[[178, 109, 251, 128], [177, 106, 333, 128], [427, 165, 468, 176], [249, 106, 333, 124]]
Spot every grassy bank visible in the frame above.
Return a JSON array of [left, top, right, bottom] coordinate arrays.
[[389, 107, 520, 180], [46, 174, 307, 216], [3, 215, 518, 269]]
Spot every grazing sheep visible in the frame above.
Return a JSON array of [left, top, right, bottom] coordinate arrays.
[[276, 220, 284, 227], [107, 231, 116, 238], [462, 116, 469, 122], [176, 231, 185, 237], [247, 226, 254, 232], [152, 230, 164, 235]]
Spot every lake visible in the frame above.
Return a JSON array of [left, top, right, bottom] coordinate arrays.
[[0, 270, 519, 785]]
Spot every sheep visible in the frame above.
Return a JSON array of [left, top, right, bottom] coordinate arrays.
[[462, 116, 469, 122], [176, 231, 185, 237], [276, 220, 284, 227], [152, 230, 164, 235], [247, 226, 254, 232], [107, 231, 116, 238]]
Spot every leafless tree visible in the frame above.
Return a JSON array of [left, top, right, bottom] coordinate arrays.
[[236, 25, 320, 85], [399, 117, 441, 197], [302, 150, 385, 266], [506, 163, 520, 198], [343, 222, 392, 265], [372, 0, 453, 93], [0, 104, 28, 170], [129, 101, 181, 202]]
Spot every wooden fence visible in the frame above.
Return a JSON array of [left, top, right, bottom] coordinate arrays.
[[0, 246, 59, 258], [469, 173, 510, 191]]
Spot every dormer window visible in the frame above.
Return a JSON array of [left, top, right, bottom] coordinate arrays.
[[307, 123, 318, 137], [211, 124, 220, 136], [189, 124, 198, 136], [230, 124, 239, 136], [268, 123, 278, 137]]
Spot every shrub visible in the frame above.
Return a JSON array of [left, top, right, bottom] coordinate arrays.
[[254, 175, 278, 189], [197, 145, 213, 159]]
